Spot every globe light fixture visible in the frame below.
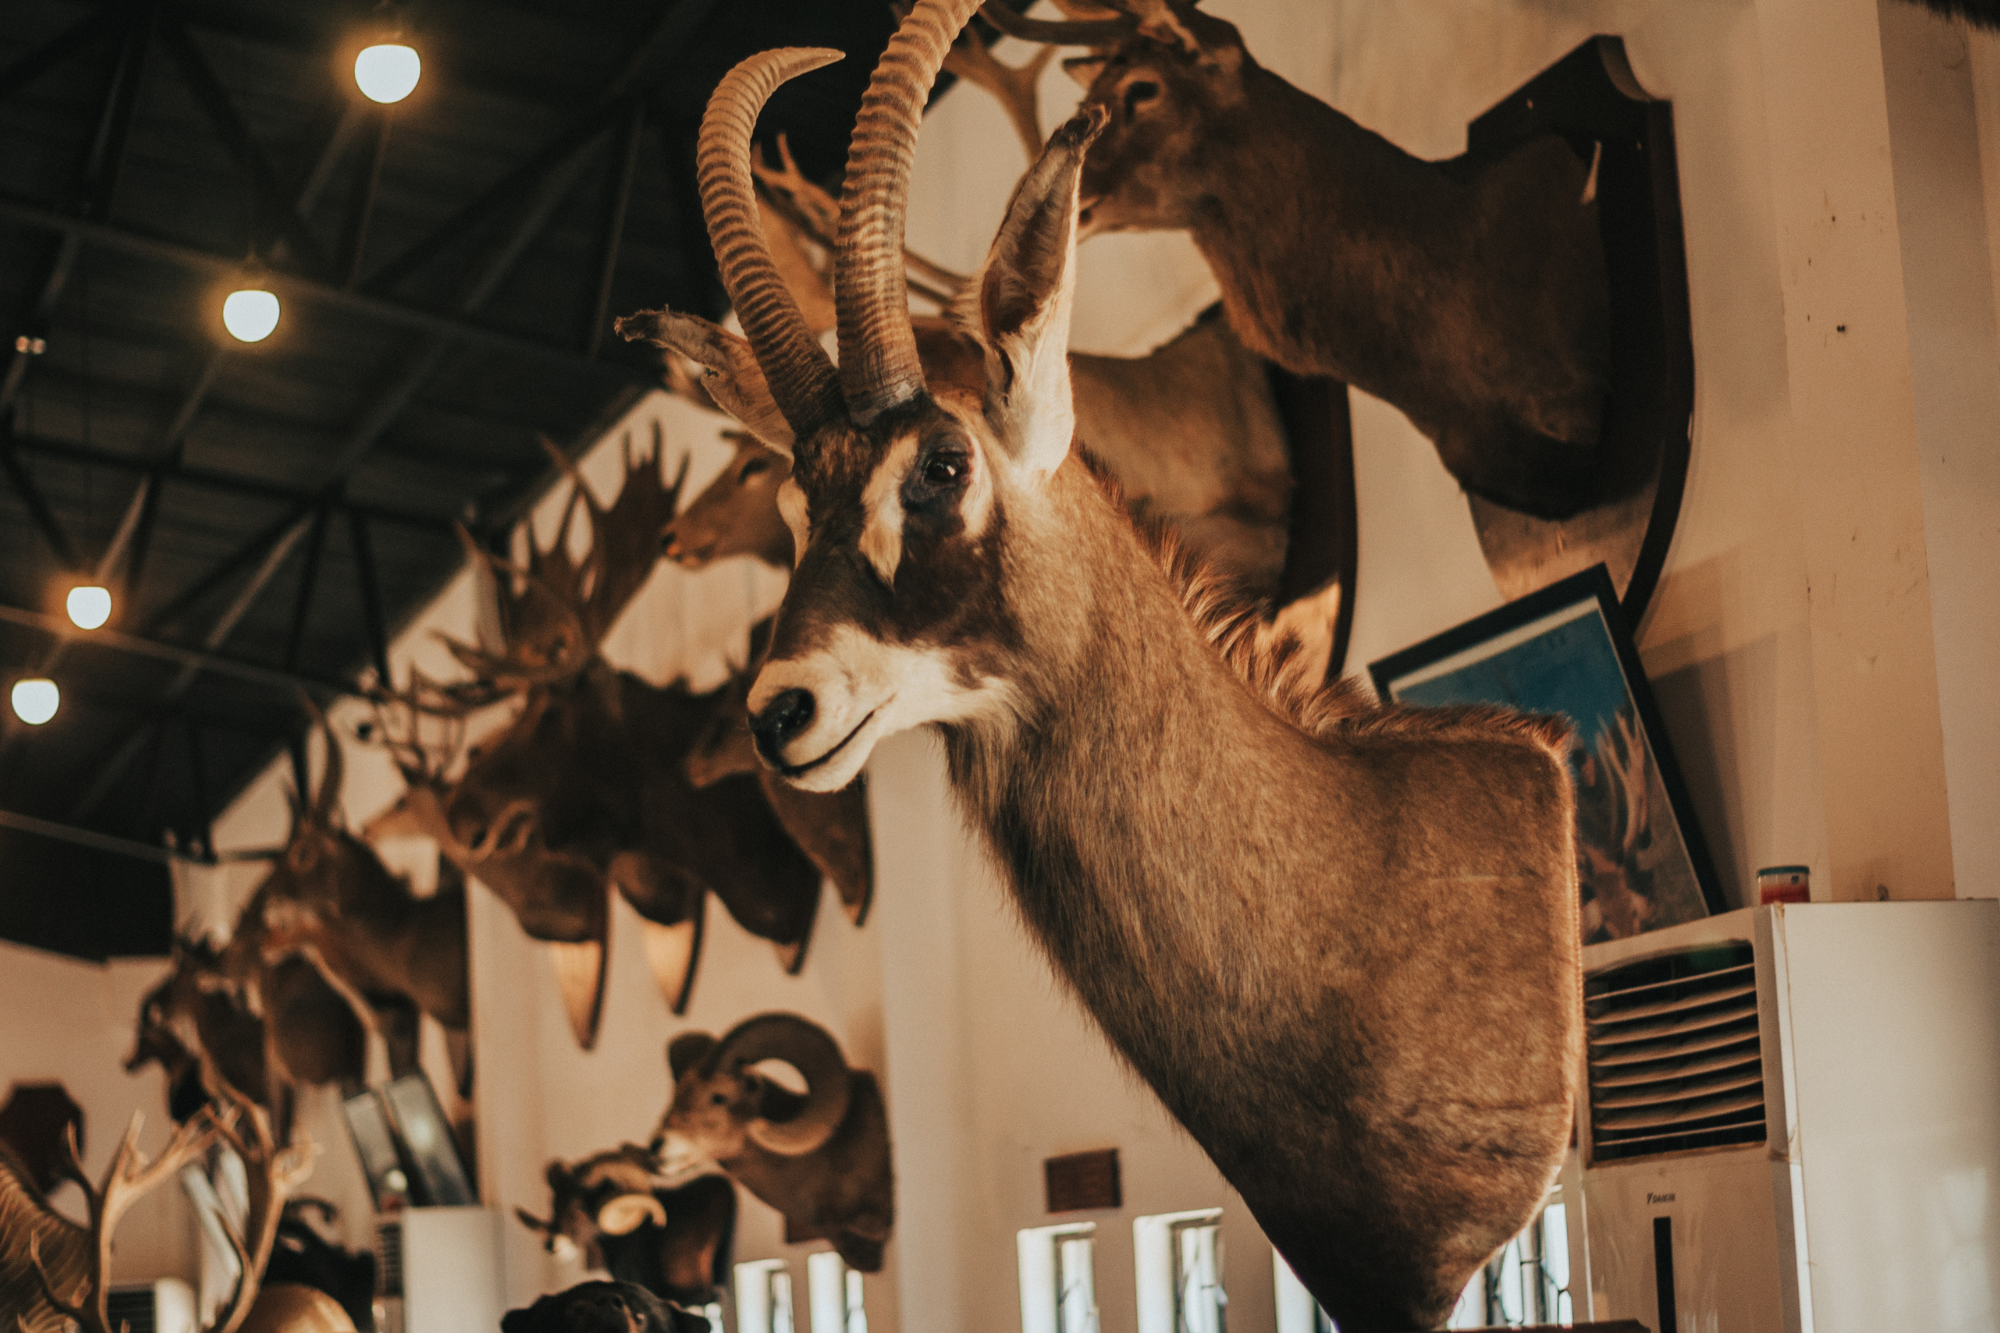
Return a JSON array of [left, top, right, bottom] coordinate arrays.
[[222, 288, 281, 343], [66, 584, 112, 630], [355, 43, 421, 104], [11, 678, 59, 726]]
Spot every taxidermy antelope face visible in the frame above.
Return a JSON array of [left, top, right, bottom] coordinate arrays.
[[620, 2, 1106, 792]]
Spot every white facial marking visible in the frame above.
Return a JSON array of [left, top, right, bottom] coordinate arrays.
[[775, 476, 811, 570], [748, 625, 1016, 792], [859, 434, 918, 587]]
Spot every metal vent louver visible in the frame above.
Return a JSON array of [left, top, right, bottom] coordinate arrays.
[[1585, 939, 1766, 1162], [106, 1288, 157, 1333]]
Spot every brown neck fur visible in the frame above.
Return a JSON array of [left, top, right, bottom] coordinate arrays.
[[940, 458, 1577, 1331]]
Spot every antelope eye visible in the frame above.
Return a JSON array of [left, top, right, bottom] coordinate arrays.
[[923, 454, 965, 486], [1124, 79, 1161, 116], [710, 1092, 729, 1106], [739, 456, 770, 479]]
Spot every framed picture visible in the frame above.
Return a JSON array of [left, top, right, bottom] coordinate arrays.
[[1369, 565, 1724, 944]]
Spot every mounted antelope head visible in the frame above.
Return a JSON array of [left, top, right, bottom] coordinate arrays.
[[655, 1014, 892, 1273], [983, 0, 1612, 520], [618, 4, 1582, 1327]]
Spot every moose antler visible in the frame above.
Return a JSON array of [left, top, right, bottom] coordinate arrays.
[[433, 432, 688, 697], [977, 0, 1198, 53]]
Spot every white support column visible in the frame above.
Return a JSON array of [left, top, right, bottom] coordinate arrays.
[[1751, 0, 1957, 900]]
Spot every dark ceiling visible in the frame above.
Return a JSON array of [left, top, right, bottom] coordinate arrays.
[[0, 0, 999, 957]]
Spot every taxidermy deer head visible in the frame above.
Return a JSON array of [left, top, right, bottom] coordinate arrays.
[[982, 0, 1612, 521], [618, 4, 1583, 1327]]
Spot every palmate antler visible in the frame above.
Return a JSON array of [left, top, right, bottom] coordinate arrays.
[[24, 1059, 312, 1333], [435, 427, 689, 697]]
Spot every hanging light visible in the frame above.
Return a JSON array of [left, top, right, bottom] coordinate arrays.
[[66, 585, 112, 630], [222, 287, 281, 342], [355, 41, 421, 104], [11, 678, 59, 726]]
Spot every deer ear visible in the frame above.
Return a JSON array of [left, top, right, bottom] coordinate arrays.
[[1062, 55, 1107, 89], [977, 105, 1108, 481]]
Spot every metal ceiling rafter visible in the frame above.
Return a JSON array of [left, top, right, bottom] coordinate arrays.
[[585, 99, 647, 357], [0, 601, 368, 699], [0, 192, 650, 378], [70, 507, 314, 819], [154, 3, 333, 276], [8, 429, 461, 533], [0, 425, 81, 570], [281, 505, 328, 672], [0, 3, 152, 418], [0, 5, 122, 103]]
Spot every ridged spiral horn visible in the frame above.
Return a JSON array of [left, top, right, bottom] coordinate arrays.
[[712, 1013, 853, 1156], [834, 0, 986, 422], [698, 49, 848, 442]]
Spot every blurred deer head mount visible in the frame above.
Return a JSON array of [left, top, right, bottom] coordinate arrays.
[[983, 0, 1614, 523], [251, 707, 470, 1088], [369, 433, 873, 1024]]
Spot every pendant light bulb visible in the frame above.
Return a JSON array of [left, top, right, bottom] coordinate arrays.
[[223, 288, 280, 343], [355, 43, 421, 104], [66, 585, 112, 630], [11, 678, 59, 726]]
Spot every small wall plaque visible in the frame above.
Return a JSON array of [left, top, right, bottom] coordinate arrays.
[[1044, 1148, 1121, 1213]]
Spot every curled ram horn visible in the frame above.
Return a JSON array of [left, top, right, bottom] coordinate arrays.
[[710, 1013, 852, 1156]]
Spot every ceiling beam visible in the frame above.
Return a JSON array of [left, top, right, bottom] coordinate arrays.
[[0, 7, 119, 103], [0, 430, 81, 570], [585, 100, 646, 357], [0, 191, 652, 382], [4, 428, 463, 534], [154, 5, 333, 276], [0, 601, 367, 699]]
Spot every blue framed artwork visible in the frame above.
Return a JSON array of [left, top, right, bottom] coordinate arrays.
[[1369, 565, 1723, 944]]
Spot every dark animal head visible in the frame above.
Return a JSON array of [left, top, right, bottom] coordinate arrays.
[[516, 1146, 667, 1269], [618, 0, 1111, 793], [658, 1014, 852, 1161], [984, 0, 1251, 237], [515, 1159, 736, 1310], [501, 1281, 710, 1333]]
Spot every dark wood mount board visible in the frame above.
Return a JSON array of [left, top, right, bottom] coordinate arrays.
[[1457, 36, 1695, 625], [1270, 368, 1359, 678]]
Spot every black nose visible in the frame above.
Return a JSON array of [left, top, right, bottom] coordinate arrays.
[[751, 689, 815, 763]]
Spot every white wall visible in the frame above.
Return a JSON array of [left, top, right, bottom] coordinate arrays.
[[0, 941, 200, 1285], [19, 1, 1991, 1330]]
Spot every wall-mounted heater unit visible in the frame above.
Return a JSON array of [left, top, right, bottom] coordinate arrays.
[[1568, 901, 1999, 1333]]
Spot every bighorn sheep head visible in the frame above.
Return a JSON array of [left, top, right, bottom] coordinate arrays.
[[659, 1014, 853, 1159]]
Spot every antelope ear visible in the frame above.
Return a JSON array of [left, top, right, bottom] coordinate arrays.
[[977, 105, 1108, 481], [617, 309, 797, 459], [596, 1192, 667, 1236]]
